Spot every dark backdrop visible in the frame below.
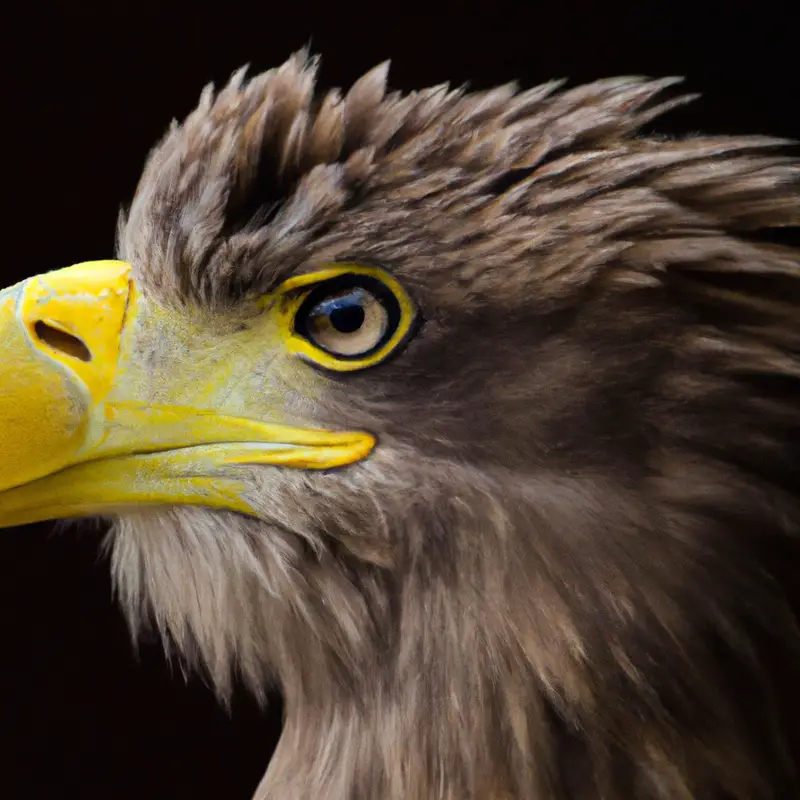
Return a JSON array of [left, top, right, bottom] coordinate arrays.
[[0, 2, 797, 798]]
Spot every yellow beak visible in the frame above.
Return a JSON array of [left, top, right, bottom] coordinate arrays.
[[0, 261, 374, 528]]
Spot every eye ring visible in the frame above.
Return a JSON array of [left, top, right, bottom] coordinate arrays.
[[274, 265, 418, 373]]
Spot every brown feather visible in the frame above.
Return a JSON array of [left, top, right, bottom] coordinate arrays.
[[112, 51, 800, 799]]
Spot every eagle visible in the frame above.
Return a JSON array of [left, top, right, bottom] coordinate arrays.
[[1, 50, 799, 800]]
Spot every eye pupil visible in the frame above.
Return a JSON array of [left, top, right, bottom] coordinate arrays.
[[330, 304, 365, 333]]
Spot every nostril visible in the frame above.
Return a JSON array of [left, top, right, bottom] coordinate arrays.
[[33, 321, 92, 362]]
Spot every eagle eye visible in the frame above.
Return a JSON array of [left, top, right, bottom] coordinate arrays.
[[297, 283, 391, 357], [273, 265, 417, 372]]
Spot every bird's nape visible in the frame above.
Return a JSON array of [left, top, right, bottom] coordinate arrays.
[[2, 50, 800, 800]]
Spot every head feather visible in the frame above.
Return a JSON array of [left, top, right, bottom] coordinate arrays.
[[111, 51, 800, 800]]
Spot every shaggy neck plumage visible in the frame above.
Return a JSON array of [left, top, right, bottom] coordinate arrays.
[[256, 483, 795, 800], [260, 645, 553, 800], [111, 455, 797, 799]]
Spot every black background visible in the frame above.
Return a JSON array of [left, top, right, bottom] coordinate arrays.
[[0, 2, 797, 798]]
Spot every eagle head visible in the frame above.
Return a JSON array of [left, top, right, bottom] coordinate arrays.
[[1, 51, 799, 799]]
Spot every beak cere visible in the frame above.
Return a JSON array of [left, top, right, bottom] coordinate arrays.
[[0, 261, 375, 528]]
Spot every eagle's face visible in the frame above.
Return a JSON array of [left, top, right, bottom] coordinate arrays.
[[1, 53, 799, 799]]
